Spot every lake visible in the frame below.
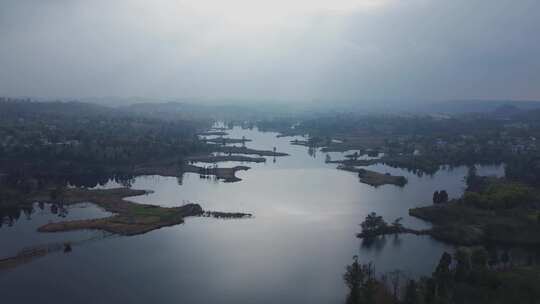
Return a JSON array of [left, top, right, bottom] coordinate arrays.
[[0, 126, 504, 303]]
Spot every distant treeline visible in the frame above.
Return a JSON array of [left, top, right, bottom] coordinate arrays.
[[0, 99, 217, 204]]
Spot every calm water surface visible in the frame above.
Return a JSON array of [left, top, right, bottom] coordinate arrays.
[[0, 126, 503, 303]]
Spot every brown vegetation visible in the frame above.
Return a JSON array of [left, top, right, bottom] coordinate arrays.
[[185, 155, 265, 163], [37, 188, 204, 235]]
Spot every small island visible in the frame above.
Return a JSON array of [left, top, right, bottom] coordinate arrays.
[[182, 164, 250, 182], [197, 131, 229, 136], [356, 213, 426, 239], [185, 155, 266, 163], [204, 137, 252, 145], [337, 165, 407, 187], [217, 146, 289, 157], [36, 188, 204, 235]]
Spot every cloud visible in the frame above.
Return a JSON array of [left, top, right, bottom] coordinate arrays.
[[328, 0, 540, 101], [0, 0, 539, 102]]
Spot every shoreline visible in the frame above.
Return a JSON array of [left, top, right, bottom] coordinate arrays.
[[337, 165, 407, 187], [36, 188, 204, 236], [182, 164, 250, 182], [185, 154, 266, 163], [216, 146, 289, 157], [409, 199, 540, 246]]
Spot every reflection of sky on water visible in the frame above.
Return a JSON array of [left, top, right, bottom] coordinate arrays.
[[0, 203, 111, 257], [0, 126, 505, 304]]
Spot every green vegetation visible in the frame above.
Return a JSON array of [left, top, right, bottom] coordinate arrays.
[[182, 164, 251, 182], [357, 213, 415, 239], [433, 190, 449, 204], [5, 98, 540, 302], [32, 187, 251, 235], [344, 257, 393, 304], [32, 187, 203, 235], [359, 212, 389, 238], [463, 182, 534, 210], [344, 250, 540, 304], [410, 179, 540, 245], [357, 168, 407, 187], [338, 166, 407, 187], [0, 99, 212, 190], [506, 156, 540, 186], [258, 109, 540, 176]]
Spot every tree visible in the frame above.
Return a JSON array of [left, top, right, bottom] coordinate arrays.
[[488, 247, 499, 268], [343, 257, 377, 304], [501, 250, 510, 268], [471, 247, 488, 270], [433, 252, 452, 298], [360, 212, 387, 238], [403, 279, 418, 304], [433, 190, 448, 204], [50, 186, 64, 202], [344, 256, 363, 303], [423, 278, 437, 304], [466, 165, 478, 188], [454, 249, 471, 281], [396, 176, 407, 187], [388, 270, 403, 301], [439, 190, 449, 203], [463, 191, 483, 207], [433, 191, 440, 204], [435, 252, 452, 276]]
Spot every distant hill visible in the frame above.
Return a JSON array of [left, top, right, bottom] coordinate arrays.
[[419, 100, 540, 115], [0, 98, 120, 119], [122, 101, 315, 121]]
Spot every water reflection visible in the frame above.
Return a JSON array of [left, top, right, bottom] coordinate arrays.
[[0, 126, 508, 304], [361, 236, 389, 253], [0, 202, 71, 228], [0, 200, 118, 230]]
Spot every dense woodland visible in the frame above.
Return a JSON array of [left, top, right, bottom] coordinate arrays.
[[0, 99, 213, 202], [253, 106, 540, 176], [343, 249, 540, 304]]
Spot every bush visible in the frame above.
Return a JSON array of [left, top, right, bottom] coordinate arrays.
[[463, 191, 486, 208], [464, 183, 533, 210]]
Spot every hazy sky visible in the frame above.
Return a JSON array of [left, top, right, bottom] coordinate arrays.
[[1, 0, 539, 103]]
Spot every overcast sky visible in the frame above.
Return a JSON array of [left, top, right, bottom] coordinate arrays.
[[1, 0, 539, 103]]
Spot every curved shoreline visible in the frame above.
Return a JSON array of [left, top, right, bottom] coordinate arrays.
[[36, 188, 204, 236], [337, 165, 407, 187], [182, 164, 250, 182], [185, 155, 266, 163]]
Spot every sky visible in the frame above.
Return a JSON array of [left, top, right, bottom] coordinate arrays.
[[1, 0, 539, 104]]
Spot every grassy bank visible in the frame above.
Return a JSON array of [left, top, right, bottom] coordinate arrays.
[[36, 188, 204, 235]]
